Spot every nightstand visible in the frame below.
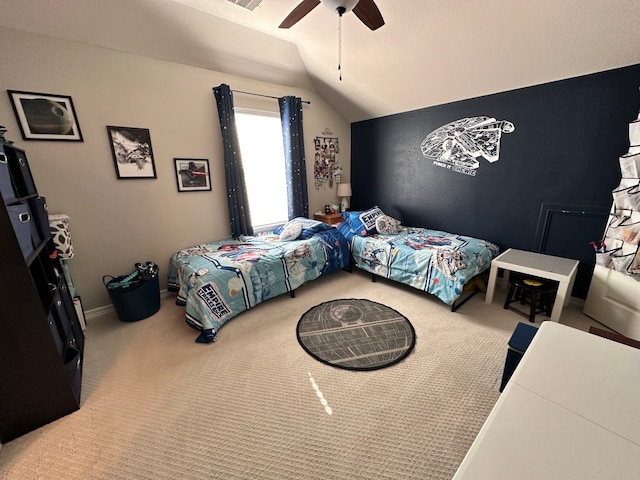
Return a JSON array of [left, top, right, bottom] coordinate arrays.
[[314, 212, 343, 225]]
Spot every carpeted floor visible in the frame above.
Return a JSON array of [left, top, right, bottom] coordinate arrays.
[[0, 269, 604, 479]]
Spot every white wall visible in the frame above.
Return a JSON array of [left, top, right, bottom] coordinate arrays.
[[0, 26, 350, 310]]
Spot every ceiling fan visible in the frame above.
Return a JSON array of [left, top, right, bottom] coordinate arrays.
[[279, 0, 385, 31]]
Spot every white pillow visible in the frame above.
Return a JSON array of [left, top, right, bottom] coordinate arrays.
[[279, 221, 302, 241], [375, 215, 401, 235]]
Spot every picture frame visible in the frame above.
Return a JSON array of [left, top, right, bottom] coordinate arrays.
[[174, 158, 212, 192], [106, 126, 157, 179], [7, 90, 83, 141]]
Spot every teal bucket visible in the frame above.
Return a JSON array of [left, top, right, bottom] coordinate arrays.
[[103, 273, 160, 322]]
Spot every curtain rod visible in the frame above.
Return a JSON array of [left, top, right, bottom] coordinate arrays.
[[232, 89, 311, 105]]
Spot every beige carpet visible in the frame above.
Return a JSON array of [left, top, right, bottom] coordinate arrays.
[[0, 269, 603, 479]]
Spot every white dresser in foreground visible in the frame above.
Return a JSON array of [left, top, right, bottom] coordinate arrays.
[[453, 321, 640, 479]]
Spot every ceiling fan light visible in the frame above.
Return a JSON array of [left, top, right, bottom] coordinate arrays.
[[321, 0, 359, 15]]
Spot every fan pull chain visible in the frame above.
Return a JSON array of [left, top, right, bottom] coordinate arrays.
[[338, 12, 342, 81]]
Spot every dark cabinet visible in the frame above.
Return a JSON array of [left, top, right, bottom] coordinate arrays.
[[0, 142, 83, 443]]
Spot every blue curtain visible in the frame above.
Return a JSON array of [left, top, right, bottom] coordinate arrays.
[[278, 96, 309, 219], [213, 84, 253, 238]]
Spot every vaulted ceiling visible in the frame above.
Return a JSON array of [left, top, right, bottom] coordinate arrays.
[[2, 0, 640, 122]]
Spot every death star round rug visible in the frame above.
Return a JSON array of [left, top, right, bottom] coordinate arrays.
[[296, 298, 416, 371]]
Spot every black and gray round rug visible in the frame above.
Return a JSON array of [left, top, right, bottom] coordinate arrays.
[[296, 298, 416, 371]]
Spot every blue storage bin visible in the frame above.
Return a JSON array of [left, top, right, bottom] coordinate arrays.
[[7, 204, 39, 259], [499, 322, 538, 392], [103, 272, 160, 322], [0, 147, 17, 204], [28, 197, 51, 243], [6, 146, 37, 198]]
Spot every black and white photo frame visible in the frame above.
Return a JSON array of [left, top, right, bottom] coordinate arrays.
[[8, 90, 83, 141], [174, 158, 211, 192], [107, 126, 157, 179]]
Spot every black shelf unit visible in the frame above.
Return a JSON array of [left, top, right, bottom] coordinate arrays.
[[0, 142, 83, 443]]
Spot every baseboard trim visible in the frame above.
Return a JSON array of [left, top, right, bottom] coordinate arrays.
[[84, 290, 581, 320], [85, 289, 172, 321]]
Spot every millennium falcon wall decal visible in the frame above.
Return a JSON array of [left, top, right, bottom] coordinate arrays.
[[420, 116, 515, 177]]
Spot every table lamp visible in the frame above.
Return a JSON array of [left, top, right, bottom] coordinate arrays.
[[336, 182, 352, 213]]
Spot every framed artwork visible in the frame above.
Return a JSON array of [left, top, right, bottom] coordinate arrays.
[[174, 158, 211, 192], [7, 90, 83, 141], [106, 126, 157, 179]]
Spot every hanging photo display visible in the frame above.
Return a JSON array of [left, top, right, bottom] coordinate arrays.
[[313, 133, 340, 190]]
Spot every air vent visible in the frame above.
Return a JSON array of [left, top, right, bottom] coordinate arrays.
[[227, 0, 263, 10]]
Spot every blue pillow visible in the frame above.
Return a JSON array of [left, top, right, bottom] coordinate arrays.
[[299, 222, 333, 240], [336, 220, 358, 242], [343, 206, 384, 236]]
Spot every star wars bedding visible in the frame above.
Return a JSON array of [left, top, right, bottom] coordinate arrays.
[[167, 227, 349, 343], [350, 226, 499, 305]]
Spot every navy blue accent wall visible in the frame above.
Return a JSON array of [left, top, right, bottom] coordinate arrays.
[[351, 64, 640, 298]]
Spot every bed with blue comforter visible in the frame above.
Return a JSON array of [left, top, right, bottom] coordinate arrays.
[[168, 219, 349, 343], [338, 208, 499, 307]]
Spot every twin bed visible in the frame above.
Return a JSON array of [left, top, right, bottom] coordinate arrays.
[[336, 207, 499, 310], [344, 225, 498, 309], [168, 209, 499, 343], [167, 219, 349, 343]]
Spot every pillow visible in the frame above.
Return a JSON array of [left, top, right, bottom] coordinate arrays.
[[375, 215, 401, 235], [336, 220, 358, 242], [298, 222, 333, 240], [341, 210, 361, 224], [278, 221, 302, 241], [275, 217, 332, 241], [291, 217, 324, 229], [274, 217, 318, 235], [343, 206, 384, 236]]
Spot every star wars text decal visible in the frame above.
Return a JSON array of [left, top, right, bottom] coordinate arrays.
[[421, 116, 515, 176]]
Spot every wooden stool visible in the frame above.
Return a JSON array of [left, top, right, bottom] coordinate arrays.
[[503, 275, 558, 323]]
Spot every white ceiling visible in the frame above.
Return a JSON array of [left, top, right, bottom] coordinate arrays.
[[2, 0, 640, 122]]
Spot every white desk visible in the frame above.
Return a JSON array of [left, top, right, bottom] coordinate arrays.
[[453, 322, 640, 479], [485, 248, 579, 322]]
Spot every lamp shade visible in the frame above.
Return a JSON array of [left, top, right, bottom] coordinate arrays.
[[336, 183, 352, 197]]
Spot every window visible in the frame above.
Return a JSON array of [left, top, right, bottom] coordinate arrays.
[[235, 109, 288, 231]]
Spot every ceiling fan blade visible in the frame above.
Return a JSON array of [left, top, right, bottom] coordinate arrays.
[[279, 0, 321, 28], [352, 0, 385, 30]]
